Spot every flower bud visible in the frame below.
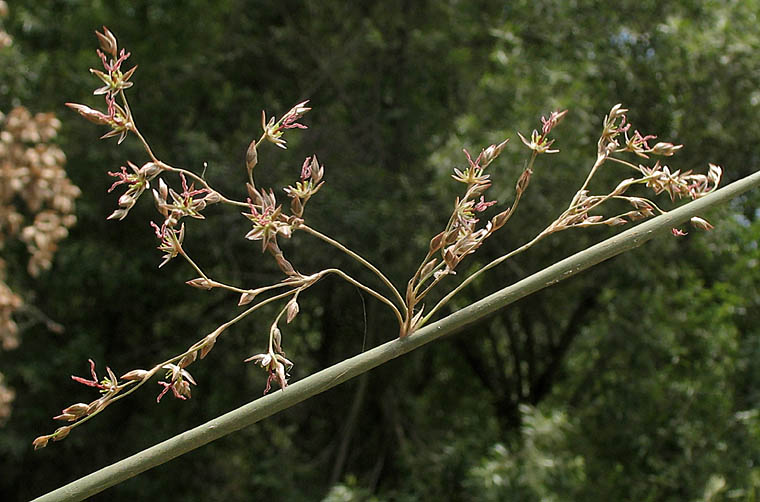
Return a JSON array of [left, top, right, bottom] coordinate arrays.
[[62, 403, 90, 417], [286, 300, 299, 323], [650, 142, 683, 156], [120, 369, 149, 381], [33, 435, 50, 450], [107, 208, 128, 220], [480, 138, 509, 167], [419, 259, 438, 279], [203, 191, 222, 205], [179, 351, 197, 369], [200, 337, 216, 359], [95, 26, 118, 58], [186, 277, 214, 290], [52, 426, 71, 441], [140, 162, 161, 178], [65, 103, 110, 125], [238, 290, 258, 306], [429, 231, 445, 253], [604, 217, 627, 226], [690, 216, 714, 231], [246, 139, 258, 172]]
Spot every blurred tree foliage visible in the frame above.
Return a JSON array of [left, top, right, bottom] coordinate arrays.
[[2, 1, 760, 500]]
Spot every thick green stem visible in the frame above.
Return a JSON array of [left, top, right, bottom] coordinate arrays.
[[31, 169, 760, 502]]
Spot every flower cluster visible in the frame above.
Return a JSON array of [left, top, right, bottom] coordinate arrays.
[[34, 359, 140, 450], [518, 110, 568, 154], [245, 322, 295, 394], [107, 161, 161, 220], [544, 104, 720, 236], [38, 26, 726, 449], [65, 26, 137, 144], [243, 188, 291, 251], [262, 100, 311, 149], [283, 155, 325, 217], [156, 363, 196, 402]]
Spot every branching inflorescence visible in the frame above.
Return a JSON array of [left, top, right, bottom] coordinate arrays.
[[34, 28, 722, 449]]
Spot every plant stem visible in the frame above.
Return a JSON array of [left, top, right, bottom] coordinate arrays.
[[299, 224, 406, 314]]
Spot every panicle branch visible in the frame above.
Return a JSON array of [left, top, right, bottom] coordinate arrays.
[[39, 27, 724, 449]]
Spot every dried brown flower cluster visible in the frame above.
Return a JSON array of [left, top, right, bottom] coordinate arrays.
[[0, 106, 79, 425], [0, 1, 11, 50]]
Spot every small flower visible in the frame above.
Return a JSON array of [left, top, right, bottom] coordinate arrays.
[[280, 100, 310, 130], [151, 221, 185, 268], [540, 109, 568, 137], [625, 130, 658, 158], [672, 228, 688, 237], [91, 48, 136, 97], [67, 93, 131, 141], [71, 359, 118, 393], [245, 350, 294, 394], [243, 195, 291, 251], [262, 100, 311, 149], [518, 110, 567, 155], [156, 363, 197, 402], [451, 148, 493, 185], [106, 161, 159, 220], [473, 196, 497, 212]]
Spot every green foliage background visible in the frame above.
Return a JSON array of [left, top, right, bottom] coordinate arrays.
[[2, 1, 760, 500]]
